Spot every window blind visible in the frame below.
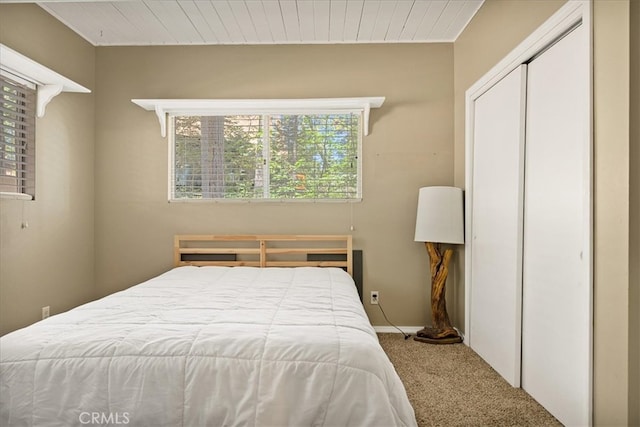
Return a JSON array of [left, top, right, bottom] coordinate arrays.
[[0, 74, 36, 197], [172, 113, 361, 201]]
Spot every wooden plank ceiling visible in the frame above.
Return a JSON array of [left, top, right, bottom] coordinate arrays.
[[31, 0, 484, 46]]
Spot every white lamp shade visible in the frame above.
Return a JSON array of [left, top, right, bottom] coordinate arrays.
[[414, 186, 464, 244]]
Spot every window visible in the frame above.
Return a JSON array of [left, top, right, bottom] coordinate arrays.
[[171, 113, 361, 201], [0, 74, 36, 198], [0, 44, 90, 200]]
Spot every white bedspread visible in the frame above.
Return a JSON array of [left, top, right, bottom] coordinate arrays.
[[0, 266, 416, 426]]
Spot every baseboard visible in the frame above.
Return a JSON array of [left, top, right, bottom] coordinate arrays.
[[374, 326, 424, 334]]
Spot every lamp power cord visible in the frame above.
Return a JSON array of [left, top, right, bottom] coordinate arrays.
[[376, 300, 411, 340]]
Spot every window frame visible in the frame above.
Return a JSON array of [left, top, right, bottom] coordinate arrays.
[[168, 111, 364, 203], [0, 44, 90, 200], [0, 72, 37, 200]]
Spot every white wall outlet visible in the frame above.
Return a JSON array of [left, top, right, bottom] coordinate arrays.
[[370, 291, 379, 305], [41, 306, 50, 320]]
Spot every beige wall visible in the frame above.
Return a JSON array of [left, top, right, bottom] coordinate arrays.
[[593, 1, 631, 424], [454, 0, 636, 424], [0, 4, 96, 335], [629, 0, 639, 424], [93, 44, 454, 327]]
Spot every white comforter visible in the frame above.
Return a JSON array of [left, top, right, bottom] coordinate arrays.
[[0, 266, 416, 427]]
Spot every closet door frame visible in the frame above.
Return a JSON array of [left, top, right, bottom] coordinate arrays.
[[464, 0, 593, 423]]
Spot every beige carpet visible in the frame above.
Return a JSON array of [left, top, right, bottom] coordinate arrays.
[[378, 333, 562, 427]]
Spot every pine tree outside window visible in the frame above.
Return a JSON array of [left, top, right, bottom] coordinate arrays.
[[171, 113, 362, 201]]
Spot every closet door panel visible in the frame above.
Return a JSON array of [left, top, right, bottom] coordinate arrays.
[[469, 65, 527, 387], [522, 24, 590, 427]]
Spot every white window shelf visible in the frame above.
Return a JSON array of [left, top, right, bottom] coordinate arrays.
[[0, 44, 91, 117], [131, 97, 385, 137]]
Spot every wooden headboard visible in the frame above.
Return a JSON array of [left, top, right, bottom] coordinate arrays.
[[174, 235, 353, 277]]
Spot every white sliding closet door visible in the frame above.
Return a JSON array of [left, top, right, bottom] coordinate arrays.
[[522, 24, 590, 427], [469, 66, 527, 387]]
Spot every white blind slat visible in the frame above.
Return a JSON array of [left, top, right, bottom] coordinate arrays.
[[0, 107, 36, 121]]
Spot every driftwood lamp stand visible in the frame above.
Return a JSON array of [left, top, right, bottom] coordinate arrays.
[[413, 186, 464, 344]]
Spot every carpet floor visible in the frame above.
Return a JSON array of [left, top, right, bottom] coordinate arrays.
[[377, 333, 562, 427]]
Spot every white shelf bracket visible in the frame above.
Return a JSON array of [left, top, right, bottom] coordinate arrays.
[[363, 104, 372, 136], [0, 44, 90, 119], [155, 105, 167, 138], [36, 84, 63, 118]]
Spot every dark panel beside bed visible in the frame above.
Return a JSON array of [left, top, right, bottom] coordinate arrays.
[[180, 254, 238, 262]]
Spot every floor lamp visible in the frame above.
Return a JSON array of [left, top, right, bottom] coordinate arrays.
[[414, 186, 464, 344]]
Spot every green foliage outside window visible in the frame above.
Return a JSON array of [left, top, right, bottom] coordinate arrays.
[[172, 113, 360, 200]]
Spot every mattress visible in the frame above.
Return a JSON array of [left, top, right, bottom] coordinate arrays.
[[0, 266, 417, 426]]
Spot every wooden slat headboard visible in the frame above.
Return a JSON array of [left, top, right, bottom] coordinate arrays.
[[174, 235, 353, 277]]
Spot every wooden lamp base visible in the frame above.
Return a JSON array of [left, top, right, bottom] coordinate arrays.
[[414, 327, 462, 344], [414, 242, 462, 345]]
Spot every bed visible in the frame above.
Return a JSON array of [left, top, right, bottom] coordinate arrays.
[[0, 235, 417, 426]]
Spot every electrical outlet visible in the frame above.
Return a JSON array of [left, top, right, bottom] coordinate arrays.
[[41, 306, 50, 320], [370, 291, 379, 305]]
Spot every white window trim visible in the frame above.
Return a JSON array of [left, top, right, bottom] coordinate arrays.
[[167, 111, 364, 203], [131, 97, 385, 138], [0, 43, 91, 118]]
